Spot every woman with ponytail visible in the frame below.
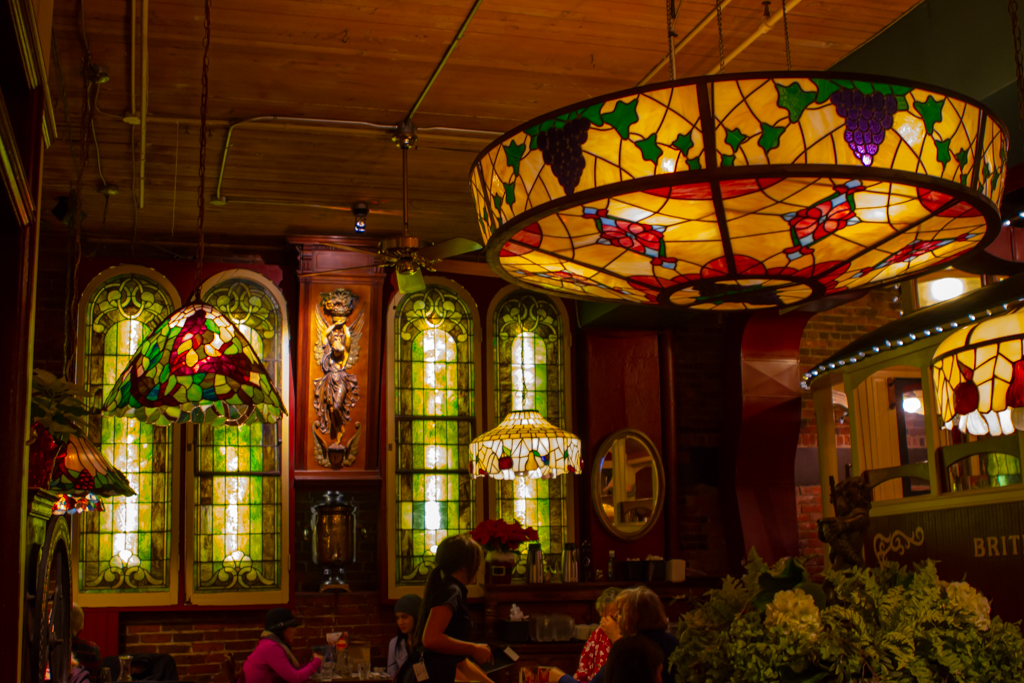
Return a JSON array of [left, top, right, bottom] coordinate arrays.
[[400, 534, 494, 683]]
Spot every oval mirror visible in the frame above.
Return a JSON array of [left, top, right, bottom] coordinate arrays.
[[591, 429, 665, 540]]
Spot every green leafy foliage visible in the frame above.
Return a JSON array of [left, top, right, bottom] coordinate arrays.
[[30, 369, 95, 443], [503, 140, 526, 176], [671, 553, 1024, 683], [603, 99, 640, 140], [672, 132, 695, 155]]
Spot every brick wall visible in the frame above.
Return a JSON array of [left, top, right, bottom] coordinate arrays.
[[122, 592, 399, 683], [798, 287, 902, 447], [796, 485, 825, 580]]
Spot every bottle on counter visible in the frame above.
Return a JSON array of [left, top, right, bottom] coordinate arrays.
[[607, 550, 616, 580]]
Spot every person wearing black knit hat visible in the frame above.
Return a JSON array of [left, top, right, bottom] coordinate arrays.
[[387, 593, 423, 678], [242, 607, 322, 683]]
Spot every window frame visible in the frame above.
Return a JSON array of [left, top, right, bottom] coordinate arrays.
[[72, 265, 183, 608], [385, 277, 484, 600], [484, 285, 576, 552], [184, 269, 292, 606]]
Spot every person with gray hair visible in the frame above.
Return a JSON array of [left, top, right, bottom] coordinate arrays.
[[573, 587, 622, 682], [70, 604, 102, 681]]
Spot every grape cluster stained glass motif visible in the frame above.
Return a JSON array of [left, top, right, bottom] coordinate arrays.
[[471, 74, 1006, 310], [79, 273, 174, 593], [932, 306, 1024, 437], [102, 303, 286, 425], [394, 287, 476, 584], [194, 280, 283, 592]]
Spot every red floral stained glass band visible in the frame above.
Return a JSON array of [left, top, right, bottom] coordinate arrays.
[[470, 72, 1007, 310], [102, 303, 286, 425]]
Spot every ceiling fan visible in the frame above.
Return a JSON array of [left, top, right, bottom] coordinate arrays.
[[316, 121, 483, 293]]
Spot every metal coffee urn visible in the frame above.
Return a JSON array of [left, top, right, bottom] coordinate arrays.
[[311, 492, 356, 591]]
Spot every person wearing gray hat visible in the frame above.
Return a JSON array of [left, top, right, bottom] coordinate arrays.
[[387, 593, 423, 678], [242, 607, 322, 683]]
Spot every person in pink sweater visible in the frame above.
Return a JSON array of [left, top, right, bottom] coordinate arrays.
[[242, 608, 322, 683]]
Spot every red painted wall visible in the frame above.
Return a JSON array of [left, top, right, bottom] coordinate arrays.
[[582, 331, 666, 569]]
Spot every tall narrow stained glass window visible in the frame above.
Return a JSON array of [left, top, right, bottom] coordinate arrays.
[[395, 286, 476, 584], [194, 279, 283, 592], [492, 292, 568, 572], [79, 274, 175, 594]]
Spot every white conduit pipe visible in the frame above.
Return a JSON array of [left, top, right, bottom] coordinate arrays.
[[705, 0, 803, 76]]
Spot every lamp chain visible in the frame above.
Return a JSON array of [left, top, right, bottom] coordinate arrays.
[[194, 0, 212, 298], [666, 0, 678, 80], [1011, 0, 1024, 141], [782, 0, 791, 70], [716, 0, 725, 74]]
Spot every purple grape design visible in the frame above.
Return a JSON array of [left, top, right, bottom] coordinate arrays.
[[830, 89, 898, 166], [536, 118, 591, 195]]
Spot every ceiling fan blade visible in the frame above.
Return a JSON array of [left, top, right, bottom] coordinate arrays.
[[396, 268, 426, 294], [300, 263, 380, 277], [316, 242, 380, 258], [416, 237, 482, 262]]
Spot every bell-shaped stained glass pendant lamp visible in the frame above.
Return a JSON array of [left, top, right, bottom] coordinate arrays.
[[470, 74, 1007, 311], [49, 433, 136, 499], [470, 410, 582, 480], [932, 304, 1024, 437], [102, 303, 286, 425]]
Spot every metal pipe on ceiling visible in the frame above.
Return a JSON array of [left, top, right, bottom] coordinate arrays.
[[638, 0, 735, 86], [705, 0, 803, 76]]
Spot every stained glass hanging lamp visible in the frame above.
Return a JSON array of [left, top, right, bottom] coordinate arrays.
[[469, 3, 1008, 311], [469, 329, 581, 479], [931, 305, 1024, 437], [101, 0, 286, 426]]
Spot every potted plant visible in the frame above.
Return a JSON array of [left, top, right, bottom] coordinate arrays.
[[670, 551, 1024, 682], [471, 519, 538, 584]]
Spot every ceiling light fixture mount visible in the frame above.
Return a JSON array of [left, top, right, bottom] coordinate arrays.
[[470, 72, 1007, 311]]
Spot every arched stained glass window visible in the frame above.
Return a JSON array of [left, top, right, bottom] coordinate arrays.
[[493, 292, 568, 571], [79, 273, 175, 595], [394, 286, 476, 584], [195, 278, 283, 593]]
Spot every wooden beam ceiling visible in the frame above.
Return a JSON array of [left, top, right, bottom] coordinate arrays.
[[43, 0, 922, 248]]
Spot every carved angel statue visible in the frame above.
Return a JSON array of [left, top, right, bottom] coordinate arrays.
[[312, 289, 363, 469], [816, 472, 872, 569]]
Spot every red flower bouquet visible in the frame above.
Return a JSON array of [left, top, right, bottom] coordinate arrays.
[[472, 519, 539, 553]]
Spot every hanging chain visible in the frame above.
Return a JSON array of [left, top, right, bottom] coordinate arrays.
[[716, 0, 725, 74], [666, 0, 678, 80], [782, 0, 792, 70], [194, 0, 212, 297], [1011, 0, 1024, 140]]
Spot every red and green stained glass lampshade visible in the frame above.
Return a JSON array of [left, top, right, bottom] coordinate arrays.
[[470, 410, 582, 479], [49, 434, 136, 498], [101, 303, 286, 425], [470, 73, 1007, 310]]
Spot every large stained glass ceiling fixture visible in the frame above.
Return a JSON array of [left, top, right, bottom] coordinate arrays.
[[102, 0, 286, 426], [470, 73, 1007, 311]]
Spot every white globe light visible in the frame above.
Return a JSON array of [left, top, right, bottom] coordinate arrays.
[[902, 396, 923, 414], [929, 278, 965, 303]]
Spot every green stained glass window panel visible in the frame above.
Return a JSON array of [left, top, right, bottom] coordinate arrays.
[[395, 287, 476, 585], [492, 292, 569, 576], [193, 279, 283, 592], [79, 275, 174, 594]]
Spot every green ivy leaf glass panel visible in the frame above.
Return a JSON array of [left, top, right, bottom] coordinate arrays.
[[395, 287, 476, 585], [492, 292, 568, 575], [470, 74, 1007, 311], [79, 274, 174, 593], [194, 279, 283, 592]]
